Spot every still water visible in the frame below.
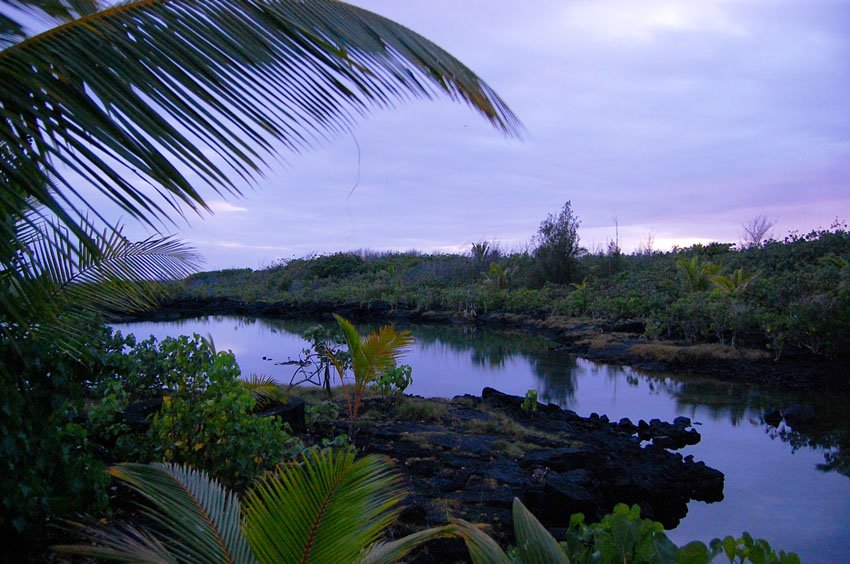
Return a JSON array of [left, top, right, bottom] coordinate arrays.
[[113, 315, 850, 562]]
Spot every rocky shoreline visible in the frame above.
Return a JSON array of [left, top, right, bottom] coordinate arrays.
[[344, 388, 722, 561], [120, 297, 849, 391], [112, 385, 726, 562]]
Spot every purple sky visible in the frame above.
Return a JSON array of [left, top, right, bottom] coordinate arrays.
[[99, 1, 850, 268]]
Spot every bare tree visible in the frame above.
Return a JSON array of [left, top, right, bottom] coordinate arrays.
[[740, 214, 775, 249], [637, 230, 656, 256]]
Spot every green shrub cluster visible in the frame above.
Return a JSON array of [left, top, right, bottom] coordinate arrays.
[[173, 225, 850, 359], [89, 333, 302, 489], [0, 320, 114, 539], [1, 322, 303, 543], [557, 503, 799, 564]]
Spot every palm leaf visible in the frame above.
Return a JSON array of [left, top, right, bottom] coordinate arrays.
[[243, 449, 404, 564], [244, 374, 286, 410], [1, 0, 521, 279], [450, 519, 511, 564], [332, 314, 413, 385], [3, 213, 199, 352], [360, 325, 414, 381], [361, 524, 461, 564], [53, 521, 179, 563], [511, 497, 570, 564], [56, 463, 255, 563], [1, 0, 102, 45], [116, 463, 255, 564]]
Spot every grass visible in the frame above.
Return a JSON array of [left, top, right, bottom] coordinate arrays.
[[491, 439, 539, 458], [579, 333, 629, 349], [629, 342, 770, 363], [396, 397, 448, 422], [464, 411, 558, 443]]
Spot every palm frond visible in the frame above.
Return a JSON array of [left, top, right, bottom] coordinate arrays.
[[333, 314, 413, 384], [511, 497, 570, 564], [0, 0, 102, 45], [360, 325, 414, 379], [3, 213, 199, 352], [361, 524, 460, 564], [450, 519, 511, 564], [243, 374, 286, 410], [109, 463, 255, 564], [1, 0, 521, 271], [333, 313, 364, 373], [53, 521, 179, 564], [243, 449, 404, 564]]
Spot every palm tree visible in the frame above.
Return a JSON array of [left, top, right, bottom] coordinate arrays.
[[56, 450, 460, 563], [1, 0, 521, 324], [329, 314, 413, 436], [1, 203, 199, 350], [710, 268, 761, 297], [676, 256, 721, 293]]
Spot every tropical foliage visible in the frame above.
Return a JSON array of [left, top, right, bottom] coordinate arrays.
[[0, 0, 519, 323], [1, 0, 521, 550], [89, 332, 302, 489], [453, 499, 799, 564], [56, 451, 456, 564], [58, 455, 798, 564], [329, 314, 413, 435]]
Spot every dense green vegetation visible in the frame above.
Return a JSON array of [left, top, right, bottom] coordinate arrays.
[[58, 452, 799, 564], [175, 216, 850, 360]]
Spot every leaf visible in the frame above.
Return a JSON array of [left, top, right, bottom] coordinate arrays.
[[243, 449, 405, 564], [511, 497, 570, 564], [243, 374, 285, 410], [56, 463, 255, 564], [53, 521, 179, 563], [676, 541, 710, 564], [361, 524, 460, 564], [2, 212, 200, 353], [649, 533, 678, 564], [451, 519, 511, 564]]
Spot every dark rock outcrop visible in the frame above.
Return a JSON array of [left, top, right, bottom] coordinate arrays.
[[354, 388, 724, 551], [254, 397, 306, 433]]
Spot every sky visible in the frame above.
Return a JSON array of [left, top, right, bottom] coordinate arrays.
[[67, 1, 850, 268]]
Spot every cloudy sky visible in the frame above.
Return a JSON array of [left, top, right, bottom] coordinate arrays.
[[108, 1, 850, 268]]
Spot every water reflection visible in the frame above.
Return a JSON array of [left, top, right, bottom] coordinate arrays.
[[655, 376, 850, 478], [115, 315, 849, 479]]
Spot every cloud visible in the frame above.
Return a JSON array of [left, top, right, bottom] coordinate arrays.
[[556, 0, 748, 43], [207, 200, 248, 214]]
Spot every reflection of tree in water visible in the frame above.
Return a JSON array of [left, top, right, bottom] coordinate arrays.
[[404, 324, 548, 369], [638, 372, 850, 479], [528, 353, 578, 407], [767, 425, 849, 477]]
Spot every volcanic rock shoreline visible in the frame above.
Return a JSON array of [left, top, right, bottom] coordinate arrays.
[[350, 388, 724, 561]]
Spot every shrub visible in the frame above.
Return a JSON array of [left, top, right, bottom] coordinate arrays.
[[307, 253, 365, 279], [0, 319, 111, 540], [532, 200, 585, 286], [372, 364, 413, 399], [91, 334, 301, 489], [153, 337, 302, 488]]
